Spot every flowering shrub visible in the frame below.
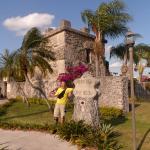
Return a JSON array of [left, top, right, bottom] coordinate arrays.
[[57, 64, 88, 82], [141, 75, 150, 82], [49, 64, 88, 96]]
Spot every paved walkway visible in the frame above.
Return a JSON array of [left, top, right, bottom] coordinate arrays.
[[0, 129, 77, 150]]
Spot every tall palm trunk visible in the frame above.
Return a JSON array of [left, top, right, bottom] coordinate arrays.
[[121, 50, 128, 76], [98, 31, 105, 77], [124, 50, 128, 65], [94, 31, 105, 77], [24, 74, 51, 110], [95, 54, 99, 77], [17, 83, 30, 106]]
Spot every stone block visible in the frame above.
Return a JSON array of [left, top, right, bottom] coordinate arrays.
[[60, 20, 71, 28]]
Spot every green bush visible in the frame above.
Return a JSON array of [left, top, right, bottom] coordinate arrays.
[[0, 120, 55, 132], [100, 107, 123, 122], [0, 99, 17, 115], [57, 120, 88, 143], [56, 121, 122, 149]]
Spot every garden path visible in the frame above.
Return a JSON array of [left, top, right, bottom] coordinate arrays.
[[0, 129, 77, 150]]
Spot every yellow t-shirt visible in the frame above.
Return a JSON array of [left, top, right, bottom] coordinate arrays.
[[55, 88, 73, 105]]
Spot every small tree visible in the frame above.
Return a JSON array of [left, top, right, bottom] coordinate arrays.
[[0, 28, 55, 109]]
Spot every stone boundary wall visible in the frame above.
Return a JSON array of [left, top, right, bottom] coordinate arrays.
[[7, 78, 58, 100], [6, 76, 129, 112], [99, 76, 129, 112]]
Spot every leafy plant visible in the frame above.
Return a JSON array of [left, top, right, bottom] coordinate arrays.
[[0, 99, 17, 115], [100, 107, 123, 122], [54, 120, 122, 149], [76, 124, 122, 150], [56, 120, 88, 142]]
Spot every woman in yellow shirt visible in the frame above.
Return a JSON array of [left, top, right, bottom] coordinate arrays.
[[53, 81, 73, 124]]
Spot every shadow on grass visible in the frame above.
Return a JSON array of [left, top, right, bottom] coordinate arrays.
[[1, 110, 50, 121], [129, 103, 141, 112], [103, 116, 128, 126], [137, 128, 150, 150]]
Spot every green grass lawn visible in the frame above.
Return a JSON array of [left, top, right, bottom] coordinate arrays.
[[115, 101, 150, 150], [0, 101, 72, 125], [0, 100, 150, 149]]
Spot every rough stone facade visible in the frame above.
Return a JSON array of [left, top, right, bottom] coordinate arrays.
[[44, 20, 95, 75], [99, 76, 129, 112]]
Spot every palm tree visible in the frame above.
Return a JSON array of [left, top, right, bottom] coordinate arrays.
[[110, 43, 150, 81], [135, 44, 150, 66], [81, 0, 132, 77], [0, 28, 55, 109], [110, 43, 139, 65]]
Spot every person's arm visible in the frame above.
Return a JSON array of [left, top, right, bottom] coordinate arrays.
[[49, 88, 58, 97]]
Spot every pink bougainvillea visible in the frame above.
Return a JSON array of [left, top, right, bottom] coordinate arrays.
[[49, 64, 88, 96], [141, 75, 150, 82], [57, 64, 88, 82]]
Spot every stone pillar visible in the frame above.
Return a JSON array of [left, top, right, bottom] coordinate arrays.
[[60, 20, 71, 28], [80, 27, 89, 34], [73, 72, 100, 127]]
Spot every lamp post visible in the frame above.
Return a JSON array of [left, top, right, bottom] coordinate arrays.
[[125, 31, 136, 150]]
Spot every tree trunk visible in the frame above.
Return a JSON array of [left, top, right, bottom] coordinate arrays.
[[124, 50, 128, 65], [17, 83, 30, 106], [25, 74, 51, 110], [95, 55, 99, 77], [98, 31, 106, 76], [121, 51, 128, 76]]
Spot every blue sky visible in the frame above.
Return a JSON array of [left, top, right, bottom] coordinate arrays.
[[0, 0, 150, 75]]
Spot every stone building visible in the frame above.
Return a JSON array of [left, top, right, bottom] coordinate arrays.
[[44, 20, 95, 76], [6, 20, 129, 112]]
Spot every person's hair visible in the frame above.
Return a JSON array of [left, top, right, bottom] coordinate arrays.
[[65, 80, 75, 88]]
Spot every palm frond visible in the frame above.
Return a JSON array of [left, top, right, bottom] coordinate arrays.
[[32, 55, 53, 76], [21, 27, 42, 50], [81, 0, 132, 39], [81, 9, 97, 31], [31, 48, 55, 61], [110, 43, 150, 65], [110, 43, 128, 60]]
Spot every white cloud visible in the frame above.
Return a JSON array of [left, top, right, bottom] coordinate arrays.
[[109, 61, 122, 68], [3, 13, 55, 36]]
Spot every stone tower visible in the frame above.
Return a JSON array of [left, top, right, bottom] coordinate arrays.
[[44, 20, 95, 76]]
